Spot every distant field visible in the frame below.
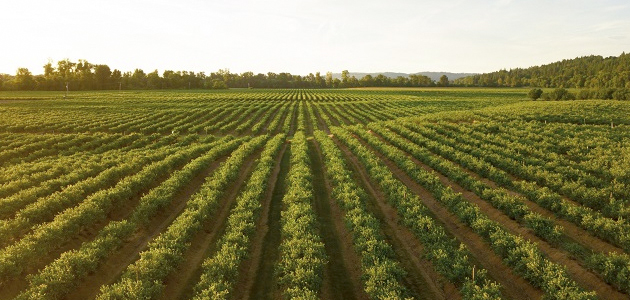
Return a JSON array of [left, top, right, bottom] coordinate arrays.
[[0, 88, 629, 300]]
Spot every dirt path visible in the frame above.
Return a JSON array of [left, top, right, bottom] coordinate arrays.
[[158, 154, 260, 300], [245, 146, 291, 300], [308, 139, 368, 300], [332, 138, 460, 300], [339, 134, 543, 300], [67, 157, 228, 300], [230, 142, 286, 300]]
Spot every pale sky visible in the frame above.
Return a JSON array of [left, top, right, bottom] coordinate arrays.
[[2, 0, 629, 75]]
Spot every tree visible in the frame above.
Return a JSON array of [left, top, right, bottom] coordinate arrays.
[[94, 64, 111, 89], [341, 70, 349, 87], [146, 70, 162, 89], [15, 68, 35, 90], [212, 80, 228, 89], [528, 88, 543, 100], [438, 75, 449, 87], [325, 72, 333, 88]]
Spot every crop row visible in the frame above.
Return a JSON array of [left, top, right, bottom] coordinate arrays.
[[191, 133, 285, 299], [15, 136, 244, 300], [330, 127, 503, 299], [275, 131, 327, 299], [95, 135, 267, 299], [378, 122, 630, 297], [0, 138, 222, 281], [313, 130, 409, 298]]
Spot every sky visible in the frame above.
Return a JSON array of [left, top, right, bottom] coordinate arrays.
[[2, 0, 629, 76]]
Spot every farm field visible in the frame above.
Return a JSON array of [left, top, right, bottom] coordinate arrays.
[[0, 88, 629, 300]]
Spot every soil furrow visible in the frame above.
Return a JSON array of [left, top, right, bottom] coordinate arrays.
[[231, 142, 287, 300]]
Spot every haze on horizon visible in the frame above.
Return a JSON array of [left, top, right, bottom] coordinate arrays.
[[2, 0, 629, 76]]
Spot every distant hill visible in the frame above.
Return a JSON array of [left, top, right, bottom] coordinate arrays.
[[331, 72, 476, 82], [454, 52, 630, 88]]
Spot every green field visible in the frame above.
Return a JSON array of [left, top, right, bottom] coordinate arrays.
[[0, 88, 629, 300]]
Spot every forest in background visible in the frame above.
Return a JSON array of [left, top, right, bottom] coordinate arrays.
[[1, 52, 628, 91], [455, 52, 630, 89], [0, 61, 440, 91]]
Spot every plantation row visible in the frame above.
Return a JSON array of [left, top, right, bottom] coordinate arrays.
[[0, 89, 521, 135], [0, 89, 629, 300]]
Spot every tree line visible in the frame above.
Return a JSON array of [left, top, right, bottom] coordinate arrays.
[[0, 59, 443, 91], [454, 52, 630, 89]]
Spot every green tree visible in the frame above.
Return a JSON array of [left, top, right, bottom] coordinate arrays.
[[15, 68, 35, 90], [528, 88, 543, 100], [212, 80, 228, 89], [438, 75, 449, 87], [341, 70, 349, 87], [325, 72, 333, 88], [94, 64, 111, 89]]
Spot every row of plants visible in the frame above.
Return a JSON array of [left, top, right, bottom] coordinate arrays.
[[380, 122, 630, 295], [265, 102, 291, 134], [0, 139, 218, 281], [313, 130, 410, 299], [353, 124, 564, 243], [389, 121, 630, 251], [95, 135, 267, 299], [276, 131, 327, 299], [420, 122, 625, 218], [236, 103, 281, 134], [14, 136, 244, 300], [191, 133, 285, 299], [330, 127, 503, 299], [345, 125, 597, 299], [251, 102, 284, 134], [0, 134, 186, 221]]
